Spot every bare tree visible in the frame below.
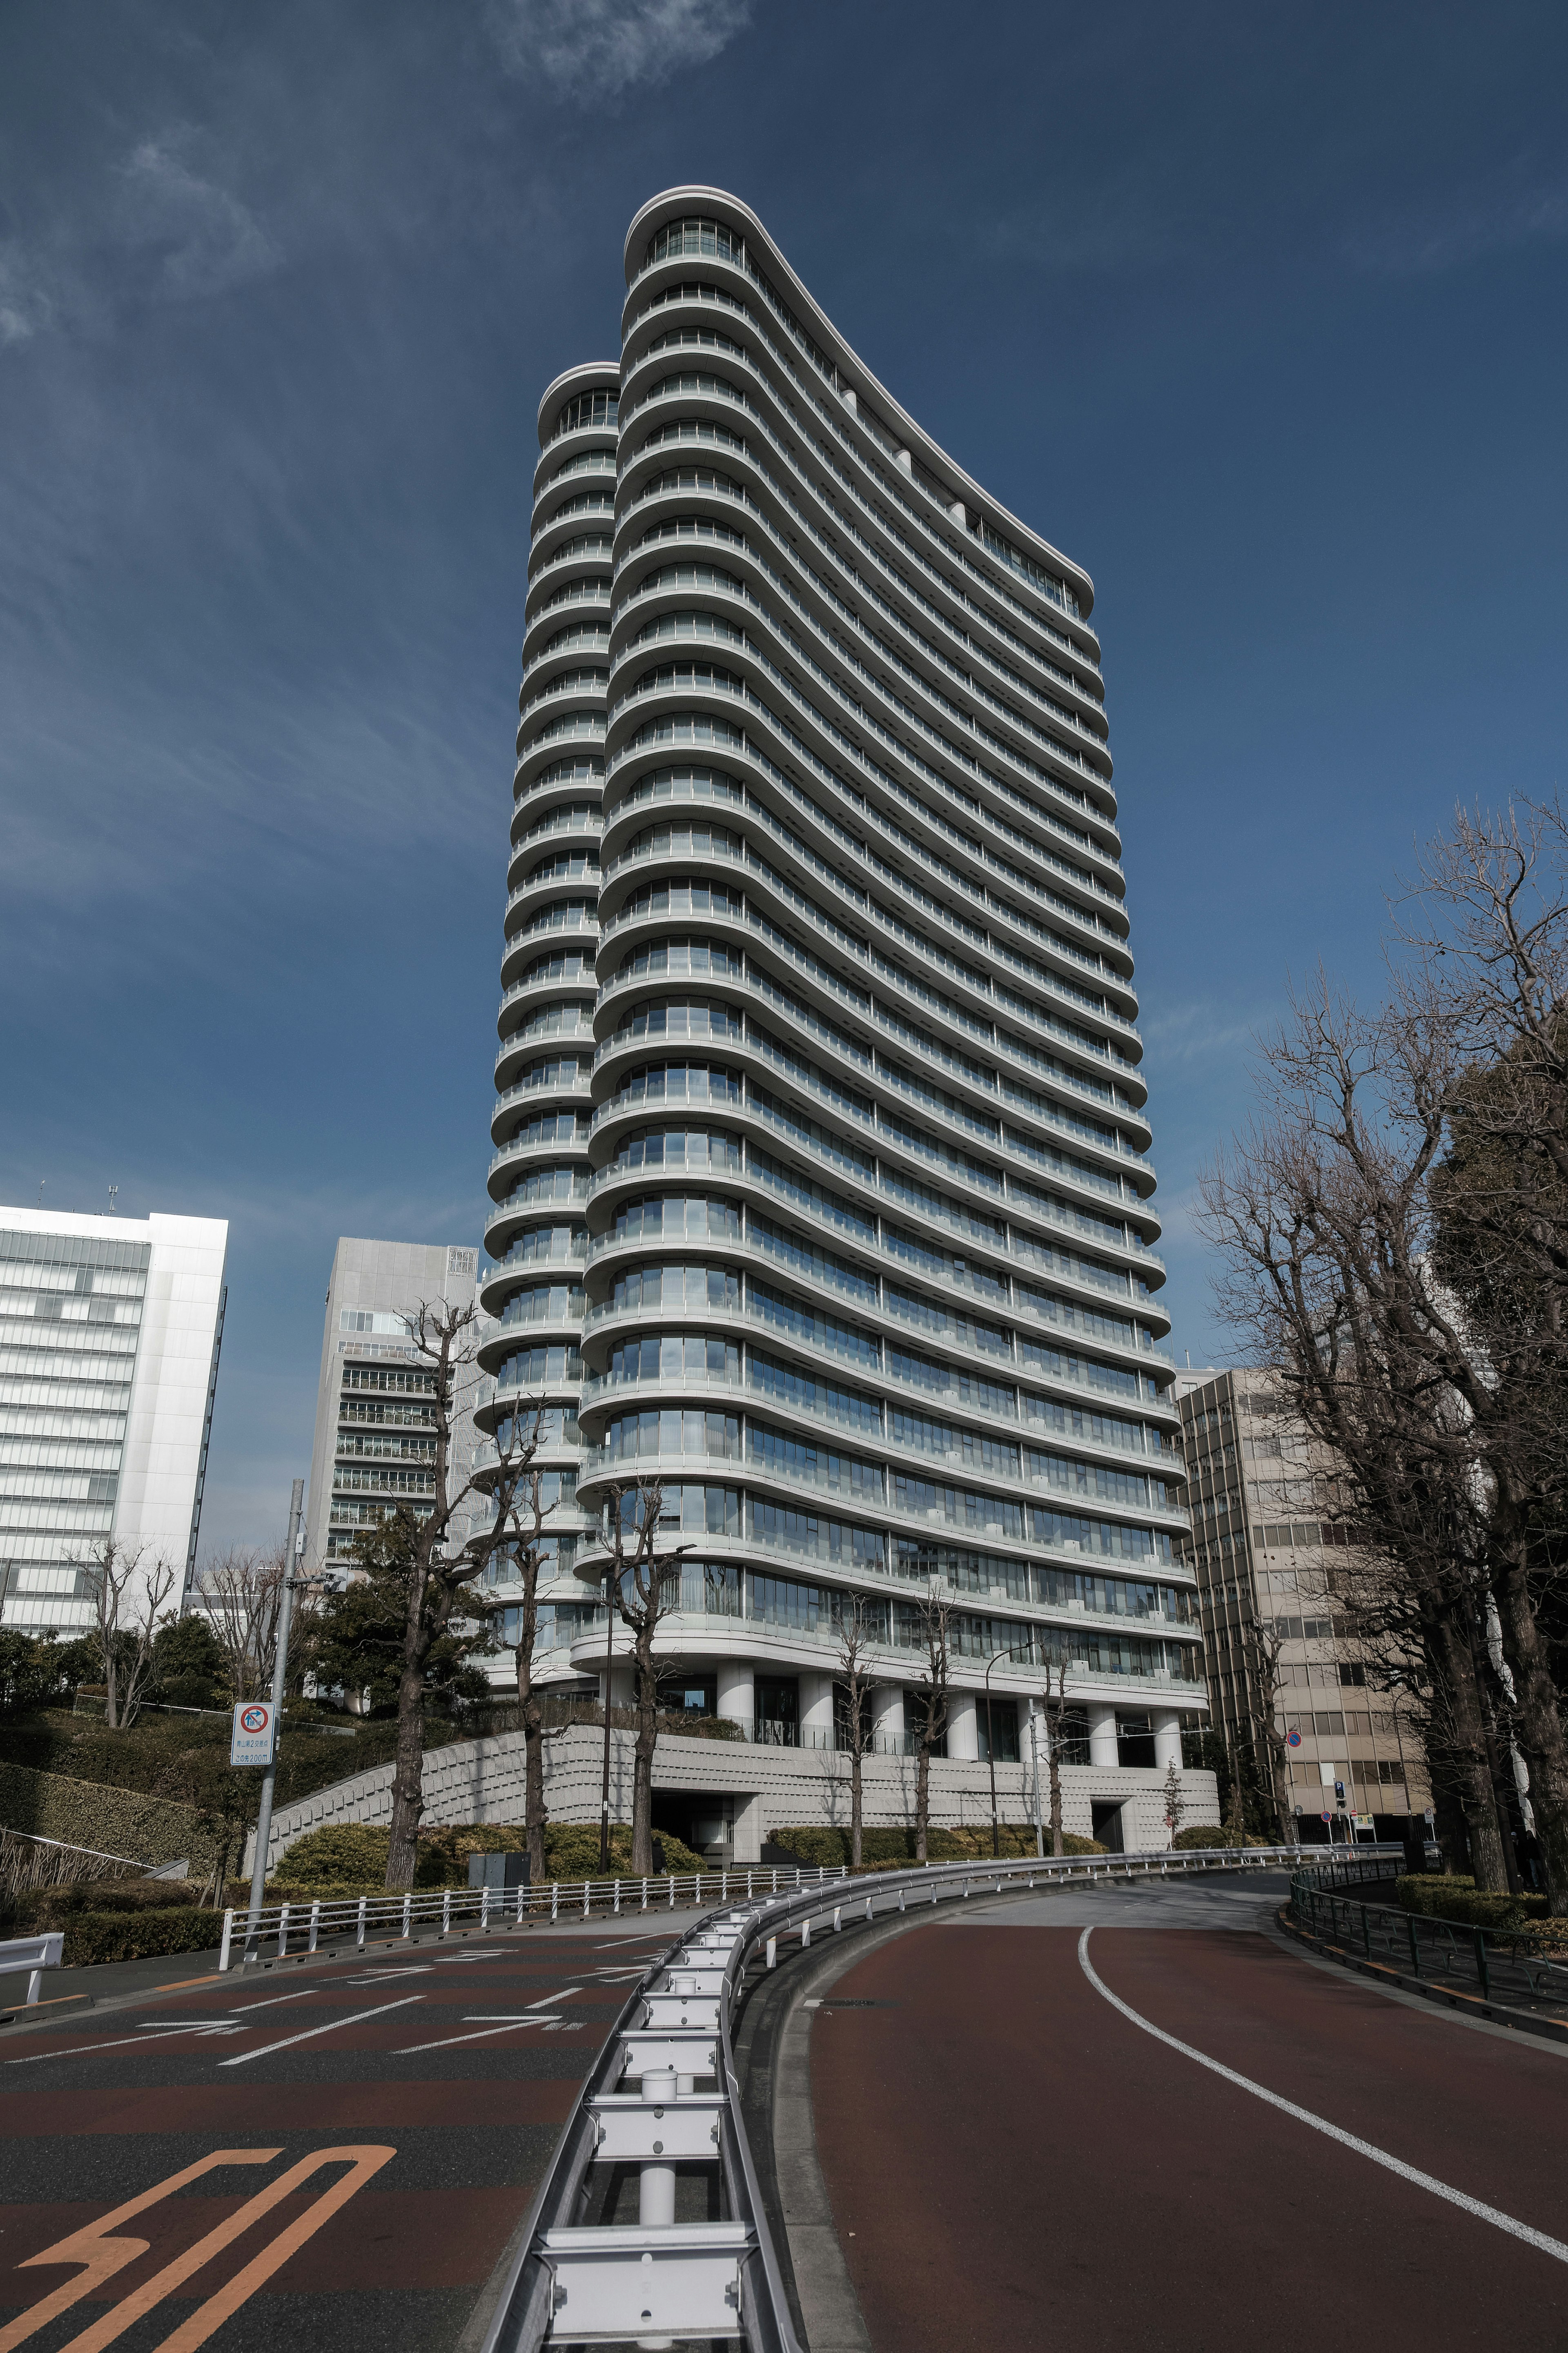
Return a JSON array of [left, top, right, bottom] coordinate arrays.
[[600, 1478, 688, 1874], [196, 1547, 285, 1701], [833, 1595, 877, 1869], [1161, 1759, 1186, 1847], [911, 1590, 952, 1864], [78, 1539, 175, 1729], [383, 1300, 550, 1891], [1039, 1657, 1070, 1858], [1194, 950, 1553, 1897], [1246, 1620, 1299, 1844], [474, 1402, 554, 1884]]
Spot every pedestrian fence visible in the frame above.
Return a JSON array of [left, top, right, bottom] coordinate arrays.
[[218, 1865, 855, 1969], [477, 1841, 1397, 2351], [1290, 1861, 1568, 2013]]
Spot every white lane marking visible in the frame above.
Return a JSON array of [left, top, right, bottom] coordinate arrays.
[[9, 2031, 189, 2065], [218, 1994, 423, 2067], [393, 2016, 561, 2054], [1077, 1928, 1568, 2264], [227, 1989, 316, 2014]]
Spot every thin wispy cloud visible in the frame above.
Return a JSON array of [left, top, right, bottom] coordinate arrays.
[[1143, 1004, 1259, 1069], [117, 135, 281, 299], [486, 0, 751, 99], [1350, 169, 1568, 277], [0, 241, 54, 345]]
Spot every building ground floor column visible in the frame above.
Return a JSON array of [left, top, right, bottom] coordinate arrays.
[[871, 1684, 904, 1752], [1088, 1704, 1119, 1768], [947, 1691, 979, 1761], [717, 1657, 754, 1740], [1152, 1709, 1181, 1769]]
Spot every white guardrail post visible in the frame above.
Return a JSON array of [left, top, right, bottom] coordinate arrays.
[[462, 1841, 1399, 2350]]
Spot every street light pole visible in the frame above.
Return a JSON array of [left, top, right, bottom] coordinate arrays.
[[598, 1562, 617, 1872], [243, 1479, 304, 1963]]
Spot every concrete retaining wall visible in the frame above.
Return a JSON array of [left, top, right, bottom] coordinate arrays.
[[248, 1723, 1218, 1874]]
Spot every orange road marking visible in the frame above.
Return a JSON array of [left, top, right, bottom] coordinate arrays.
[[59, 2147, 396, 2353], [0, 2151, 281, 2353]]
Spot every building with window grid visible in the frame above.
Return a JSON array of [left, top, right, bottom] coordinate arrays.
[[474, 191, 1213, 1855], [0, 1207, 227, 1635], [304, 1237, 481, 1579], [1176, 1366, 1430, 1842]]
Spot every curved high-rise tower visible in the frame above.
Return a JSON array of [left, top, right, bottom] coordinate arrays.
[[479, 191, 1203, 1845]]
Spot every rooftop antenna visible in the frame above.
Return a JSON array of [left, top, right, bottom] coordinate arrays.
[[107, 1186, 118, 1216], [37, 1180, 45, 1209], [1185, 1349, 1191, 1368]]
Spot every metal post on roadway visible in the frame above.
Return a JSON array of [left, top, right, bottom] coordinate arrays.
[[243, 1479, 304, 1964]]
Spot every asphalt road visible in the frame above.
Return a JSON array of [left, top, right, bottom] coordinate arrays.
[[809, 1875, 1568, 2352], [0, 1914, 679, 2353]]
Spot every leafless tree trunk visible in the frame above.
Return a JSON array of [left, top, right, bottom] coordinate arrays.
[[79, 1540, 175, 1729], [600, 1479, 688, 1875], [834, 1596, 875, 1869], [912, 1592, 952, 1863], [476, 1411, 552, 1885], [1040, 1659, 1069, 1858], [383, 1300, 548, 1891]]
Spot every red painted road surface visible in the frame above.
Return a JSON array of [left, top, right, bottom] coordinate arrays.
[[0, 1921, 675, 2353], [812, 1918, 1568, 2351]]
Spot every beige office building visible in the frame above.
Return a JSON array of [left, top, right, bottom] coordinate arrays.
[[1175, 1366, 1428, 1843]]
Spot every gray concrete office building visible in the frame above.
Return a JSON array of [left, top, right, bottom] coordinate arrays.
[[304, 1238, 481, 1578]]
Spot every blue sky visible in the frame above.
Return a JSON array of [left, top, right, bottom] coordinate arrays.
[[2, 0, 1565, 1552]]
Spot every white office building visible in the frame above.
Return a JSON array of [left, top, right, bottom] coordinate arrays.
[[0, 1207, 228, 1634], [476, 191, 1211, 1851], [305, 1237, 481, 1578]]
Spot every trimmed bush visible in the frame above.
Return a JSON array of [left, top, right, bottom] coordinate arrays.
[[1172, 1823, 1271, 1851], [1395, 1874, 1548, 1932], [771, 1823, 1106, 1868], [60, 1906, 224, 1967], [276, 1825, 400, 1887], [264, 1820, 706, 1894]]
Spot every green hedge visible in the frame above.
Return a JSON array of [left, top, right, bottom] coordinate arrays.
[[1395, 1874, 1549, 1932], [0, 1761, 210, 1873], [264, 1820, 706, 1893], [59, 1907, 225, 1967], [1172, 1823, 1270, 1851], [771, 1823, 1106, 1867]]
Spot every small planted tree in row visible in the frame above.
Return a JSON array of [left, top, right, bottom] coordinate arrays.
[[476, 1400, 553, 1885], [599, 1478, 688, 1874], [1161, 1759, 1187, 1848], [197, 1546, 288, 1701], [1039, 1657, 1071, 1859], [912, 1588, 953, 1864], [834, 1594, 877, 1869]]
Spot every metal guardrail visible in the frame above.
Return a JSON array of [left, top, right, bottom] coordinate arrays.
[[218, 1864, 853, 1970], [481, 1841, 1381, 2349], [1290, 1862, 1568, 2014]]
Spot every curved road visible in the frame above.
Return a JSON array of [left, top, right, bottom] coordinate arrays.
[[810, 1874, 1568, 2351]]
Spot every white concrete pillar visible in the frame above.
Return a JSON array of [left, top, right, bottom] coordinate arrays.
[[731, 1792, 762, 1865], [600, 1662, 633, 1710], [896, 446, 914, 474], [800, 1671, 835, 1750], [1088, 1704, 1119, 1768], [947, 1691, 979, 1761], [871, 1684, 904, 1753], [717, 1658, 754, 1735], [1153, 1710, 1182, 1769]]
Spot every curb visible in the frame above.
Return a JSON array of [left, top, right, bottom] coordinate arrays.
[[1275, 1905, 1568, 2048]]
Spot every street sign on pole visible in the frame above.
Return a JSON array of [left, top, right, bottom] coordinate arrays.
[[230, 1701, 277, 1767]]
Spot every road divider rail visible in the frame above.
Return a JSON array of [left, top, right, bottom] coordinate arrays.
[[480, 1841, 1397, 2350]]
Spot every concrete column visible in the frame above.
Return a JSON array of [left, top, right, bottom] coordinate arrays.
[[896, 446, 914, 474], [871, 1684, 904, 1751], [1088, 1704, 1119, 1768], [947, 1691, 979, 1761], [1152, 1710, 1182, 1769], [799, 1671, 834, 1750], [731, 1791, 762, 1865], [717, 1658, 754, 1735], [600, 1662, 633, 1710]]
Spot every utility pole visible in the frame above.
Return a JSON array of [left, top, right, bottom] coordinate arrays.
[[243, 1479, 304, 1962], [1029, 1699, 1044, 1858]]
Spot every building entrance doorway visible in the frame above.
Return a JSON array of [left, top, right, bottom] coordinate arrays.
[[1091, 1799, 1126, 1854]]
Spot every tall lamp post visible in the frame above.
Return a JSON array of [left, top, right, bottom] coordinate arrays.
[[984, 1643, 1030, 1859]]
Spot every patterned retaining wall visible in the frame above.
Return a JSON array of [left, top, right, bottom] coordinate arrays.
[[247, 1724, 1216, 1875]]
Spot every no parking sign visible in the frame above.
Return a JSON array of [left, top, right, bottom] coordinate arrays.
[[230, 1700, 277, 1766]]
